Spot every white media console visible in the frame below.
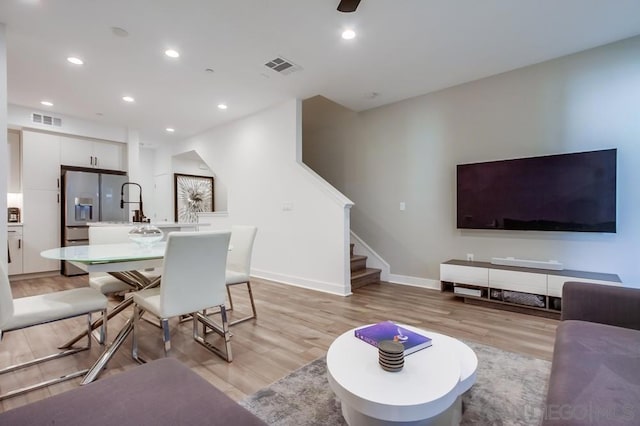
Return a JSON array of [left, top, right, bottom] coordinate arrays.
[[440, 259, 621, 313]]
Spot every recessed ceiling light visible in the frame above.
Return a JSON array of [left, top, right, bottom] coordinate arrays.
[[166, 127, 175, 132], [40, 101, 53, 106], [341, 29, 356, 40], [122, 96, 135, 103], [67, 56, 84, 65], [217, 103, 228, 110], [165, 49, 180, 58]]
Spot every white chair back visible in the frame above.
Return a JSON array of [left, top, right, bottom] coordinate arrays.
[[89, 225, 135, 245], [0, 264, 15, 332], [227, 225, 258, 274], [160, 231, 230, 318]]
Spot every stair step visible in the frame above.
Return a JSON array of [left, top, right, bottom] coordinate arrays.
[[351, 267, 381, 290], [350, 255, 367, 272]]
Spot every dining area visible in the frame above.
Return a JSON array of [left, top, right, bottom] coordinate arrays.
[[0, 224, 259, 402]]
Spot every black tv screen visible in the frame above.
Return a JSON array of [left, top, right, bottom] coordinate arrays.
[[456, 149, 617, 233]]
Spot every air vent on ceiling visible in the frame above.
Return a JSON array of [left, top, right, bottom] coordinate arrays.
[[32, 113, 62, 127], [264, 56, 302, 75]]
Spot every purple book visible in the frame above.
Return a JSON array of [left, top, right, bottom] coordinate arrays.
[[354, 321, 432, 355]]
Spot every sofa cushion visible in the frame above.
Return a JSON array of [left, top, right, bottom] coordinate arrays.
[[0, 358, 266, 426], [543, 320, 640, 425]]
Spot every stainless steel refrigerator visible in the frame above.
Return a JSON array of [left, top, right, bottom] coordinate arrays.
[[62, 169, 129, 276]]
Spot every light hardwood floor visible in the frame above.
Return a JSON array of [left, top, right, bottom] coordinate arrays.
[[0, 274, 558, 413]]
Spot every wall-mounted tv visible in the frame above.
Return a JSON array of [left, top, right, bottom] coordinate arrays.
[[456, 149, 617, 233]]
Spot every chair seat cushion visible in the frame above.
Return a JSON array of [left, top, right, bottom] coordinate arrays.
[[132, 288, 162, 316], [89, 274, 132, 294], [226, 270, 250, 285], [0, 358, 266, 425], [3, 288, 107, 332]]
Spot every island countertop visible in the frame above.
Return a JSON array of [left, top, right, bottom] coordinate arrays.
[[91, 222, 208, 229]]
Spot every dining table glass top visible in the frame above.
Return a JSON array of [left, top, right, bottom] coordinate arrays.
[[41, 242, 166, 264]]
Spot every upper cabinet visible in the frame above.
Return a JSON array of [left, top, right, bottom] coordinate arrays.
[[60, 136, 125, 171], [7, 130, 21, 192], [22, 130, 61, 191]]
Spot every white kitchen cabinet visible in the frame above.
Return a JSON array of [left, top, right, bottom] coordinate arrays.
[[22, 189, 61, 274], [7, 130, 21, 192], [22, 130, 61, 191], [60, 136, 125, 171], [7, 226, 23, 275]]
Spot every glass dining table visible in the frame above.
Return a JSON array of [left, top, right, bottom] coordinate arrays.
[[41, 242, 166, 384]]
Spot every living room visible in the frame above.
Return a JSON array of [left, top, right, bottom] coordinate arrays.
[[1, 1, 640, 424]]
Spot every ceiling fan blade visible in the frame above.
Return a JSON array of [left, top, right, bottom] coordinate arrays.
[[337, 0, 361, 13]]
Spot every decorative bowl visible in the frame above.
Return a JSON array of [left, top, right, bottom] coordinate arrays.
[[128, 224, 164, 246]]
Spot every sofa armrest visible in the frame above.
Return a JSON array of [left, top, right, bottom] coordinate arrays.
[[561, 281, 640, 330]]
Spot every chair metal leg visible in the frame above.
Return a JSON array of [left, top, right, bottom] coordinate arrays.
[[161, 318, 171, 356], [0, 368, 89, 401], [228, 281, 257, 326], [87, 308, 109, 345], [226, 285, 234, 311], [86, 312, 93, 349], [0, 309, 107, 401], [131, 305, 143, 364], [194, 305, 232, 362]]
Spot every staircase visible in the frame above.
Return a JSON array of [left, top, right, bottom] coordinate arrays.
[[350, 243, 381, 290]]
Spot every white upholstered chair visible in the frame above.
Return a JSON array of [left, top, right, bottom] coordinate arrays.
[[131, 230, 233, 362], [0, 263, 107, 400], [88, 225, 159, 294], [226, 225, 258, 326], [88, 225, 137, 294]]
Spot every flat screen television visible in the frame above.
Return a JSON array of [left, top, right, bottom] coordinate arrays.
[[456, 149, 617, 233]]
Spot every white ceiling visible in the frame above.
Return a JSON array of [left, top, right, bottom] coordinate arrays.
[[2, 0, 640, 146]]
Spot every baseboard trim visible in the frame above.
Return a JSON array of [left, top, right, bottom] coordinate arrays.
[[9, 271, 60, 281], [387, 274, 440, 290], [252, 269, 352, 297]]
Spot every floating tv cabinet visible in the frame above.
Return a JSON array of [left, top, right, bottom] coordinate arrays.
[[440, 259, 621, 313]]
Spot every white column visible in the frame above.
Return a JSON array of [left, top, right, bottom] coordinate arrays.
[[126, 129, 143, 221], [1, 24, 8, 267]]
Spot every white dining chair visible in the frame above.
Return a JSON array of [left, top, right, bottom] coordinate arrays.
[[0, 263, 108, 400], [131, 230, 233, 362], [225, 225, 258, 326], [88, 225, 160, 295]]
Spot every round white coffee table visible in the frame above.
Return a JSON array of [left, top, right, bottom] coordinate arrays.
[[326, 325, 477, 426]]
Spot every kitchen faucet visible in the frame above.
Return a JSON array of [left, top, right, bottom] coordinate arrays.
[[120, 182, 146, 222]]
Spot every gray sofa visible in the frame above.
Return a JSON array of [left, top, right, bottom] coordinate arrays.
[[542, 281, 640, 426], [0, 358, 266, 425]]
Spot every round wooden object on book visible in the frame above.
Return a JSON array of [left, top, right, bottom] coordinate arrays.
[[378, 340, 404, 354], [380, 362, 404, 372], [379, 340, 404, 372]]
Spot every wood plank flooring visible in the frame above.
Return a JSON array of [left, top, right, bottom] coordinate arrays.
[[0, 274, 558, 413]]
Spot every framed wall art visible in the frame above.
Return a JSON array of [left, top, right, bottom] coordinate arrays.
[[174, 173, 214, 223]]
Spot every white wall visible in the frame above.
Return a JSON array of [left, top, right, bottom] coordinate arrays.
[[303, 35, 640, 286], [162, 99, 354, 295]]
